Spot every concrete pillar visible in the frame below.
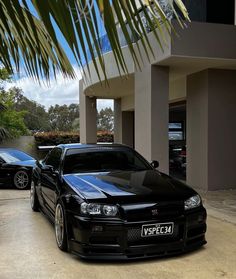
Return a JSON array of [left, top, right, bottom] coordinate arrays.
[[187, 69, 236, 191], [114, 99, 134, 147], [122, 111, 134, 148], [135, 65, 169, 173], [79, 80, 97, 144], [114, 99, 122, 143]]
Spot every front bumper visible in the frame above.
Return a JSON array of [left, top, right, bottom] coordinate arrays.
[[67, 208, 207, 260]]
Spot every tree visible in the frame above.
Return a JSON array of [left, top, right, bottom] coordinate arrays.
[[0, 1, 189, 81], [0, 68, 11, 141], [0, 88, 28, 139], [97, 108, 114, 132], [12, 88, 50, 131], [48, 104, 80, 131], [0, 68, 30, 140]]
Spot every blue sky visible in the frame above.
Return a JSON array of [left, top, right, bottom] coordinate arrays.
[[5, 1, 113, 111]]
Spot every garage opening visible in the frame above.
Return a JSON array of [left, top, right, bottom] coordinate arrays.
[[169, 101, 186, 180]]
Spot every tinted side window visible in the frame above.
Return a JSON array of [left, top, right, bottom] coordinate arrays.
[[45, 148, 62, 170]]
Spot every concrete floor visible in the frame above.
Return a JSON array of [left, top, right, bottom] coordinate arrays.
[[0, 190, 236, 279]]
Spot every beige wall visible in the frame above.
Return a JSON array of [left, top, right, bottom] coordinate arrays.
[[114, 99, 134, 147], [187, 69, 236, 191], [83, 24, 171, 98], [114, 99, 122, 143], [83, 47, 134, 94], [187, 70, 209, 190], [172, 22, 236, 60], [135, 65, 169, 173], [122, 111, 134, 148], [169, 77, 186, 101], [79, 80, 97, 144], [207, 69, 236, 190], [83, 22, 236, 100], [121, 95, 134, 111]]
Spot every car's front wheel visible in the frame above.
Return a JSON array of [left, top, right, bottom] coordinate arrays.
[[13, 170, 30, 190], [30, 180, 39, 212], [55, 202, 68, 251]]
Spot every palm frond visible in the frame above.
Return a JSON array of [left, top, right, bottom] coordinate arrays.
[[0, 0, 189, 82], [0, 0, 75, 81], [0, 127, 9, 142]]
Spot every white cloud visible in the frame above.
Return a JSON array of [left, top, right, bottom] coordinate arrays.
[[5, 67, 113, 111], [5, 68, 81, 110]]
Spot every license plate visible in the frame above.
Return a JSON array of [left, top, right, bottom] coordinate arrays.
[[141, 222, 174, 237]]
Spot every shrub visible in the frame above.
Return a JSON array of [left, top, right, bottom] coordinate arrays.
[[97, 131, 114, 143], [34, 131, 114, 146]]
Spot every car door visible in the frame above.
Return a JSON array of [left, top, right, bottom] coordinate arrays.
[[40, 148, 62, 216]]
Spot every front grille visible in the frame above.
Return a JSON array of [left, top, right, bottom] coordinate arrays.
[[121, 202, 184, 222], [127, 228, 141, 243]]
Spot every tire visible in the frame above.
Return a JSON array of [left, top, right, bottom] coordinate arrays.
[[13, 170, 30, 190], [30, 180, 39, 212], [55, 201, 68, 251]]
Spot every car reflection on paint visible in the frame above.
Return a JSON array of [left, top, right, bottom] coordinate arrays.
[[30, 144, 207, 260], [0, 148, 36, 189]]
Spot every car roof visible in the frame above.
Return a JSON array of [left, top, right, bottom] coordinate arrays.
[[57, 143, 129, 150], [0, 148, 35, 161]]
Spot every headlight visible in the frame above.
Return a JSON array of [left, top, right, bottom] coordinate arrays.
[[184, 195, 202, 210], [81, 203, 101, 215], [80, 202, 118, 217], [103, 205, 118, 216]]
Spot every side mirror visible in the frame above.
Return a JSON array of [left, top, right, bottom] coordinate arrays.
[[43, 164, 59, 177], [43, 165, 54, 172], [151, 160, 159, 169]]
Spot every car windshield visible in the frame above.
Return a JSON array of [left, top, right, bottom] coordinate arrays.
[[63, 147, 152, 174], [0, 150, 34, 163]]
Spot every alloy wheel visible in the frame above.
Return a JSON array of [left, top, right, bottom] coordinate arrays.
[[14, 171, 29, 189], [30, 181, 35, 208], [55, 203, 64, 248]]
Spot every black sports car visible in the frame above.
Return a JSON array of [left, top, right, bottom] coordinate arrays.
[[0, 148, 36, 189], [30, 144, 207, 260]]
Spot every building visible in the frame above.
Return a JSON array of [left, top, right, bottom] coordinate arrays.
[[79, 0, 236, 191]]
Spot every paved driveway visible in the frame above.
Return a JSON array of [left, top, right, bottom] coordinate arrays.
[[0, 190, 236, 279]]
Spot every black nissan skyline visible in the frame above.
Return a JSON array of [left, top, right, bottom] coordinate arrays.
[[30, 143, 207, 260]]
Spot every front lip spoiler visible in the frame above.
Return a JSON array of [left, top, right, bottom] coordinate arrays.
[[69, 239, 207, 261]]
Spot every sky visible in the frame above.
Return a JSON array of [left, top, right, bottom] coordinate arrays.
[[5, 72, 113, 111], [4, 1, 113, 111]]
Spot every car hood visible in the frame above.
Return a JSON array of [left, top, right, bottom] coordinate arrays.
[[7, 159, 36, 167], [63, 170, 196, 203]]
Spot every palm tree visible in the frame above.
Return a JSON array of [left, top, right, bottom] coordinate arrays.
[[0, 0, 189, 81]]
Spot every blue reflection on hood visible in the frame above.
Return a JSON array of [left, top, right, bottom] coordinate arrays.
[[63, 173, 134, 199]]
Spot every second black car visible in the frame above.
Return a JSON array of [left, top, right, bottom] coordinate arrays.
[[0, 148, 35, 189]]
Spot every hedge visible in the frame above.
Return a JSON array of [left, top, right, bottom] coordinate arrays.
[[34, 131, 114, 146]]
